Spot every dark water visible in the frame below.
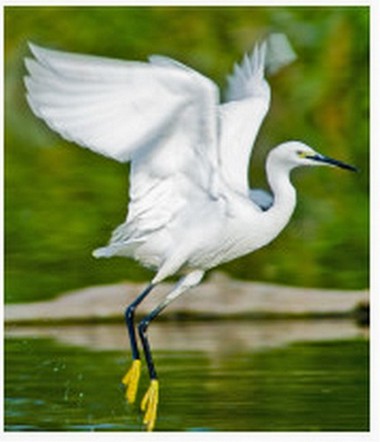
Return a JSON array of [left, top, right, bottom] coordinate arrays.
[[4, 321, 369, 432]]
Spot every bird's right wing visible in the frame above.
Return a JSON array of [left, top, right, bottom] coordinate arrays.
[[218, 34, 296, 199], [218, 41, 271, 197]]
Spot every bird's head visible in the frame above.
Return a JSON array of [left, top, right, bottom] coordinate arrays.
[[268, 141, 357, 173]]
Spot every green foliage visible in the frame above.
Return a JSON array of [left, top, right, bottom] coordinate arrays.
[[5, 6, 369, 303]]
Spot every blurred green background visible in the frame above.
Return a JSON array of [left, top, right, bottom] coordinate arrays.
[[5, 6, 369, 304]]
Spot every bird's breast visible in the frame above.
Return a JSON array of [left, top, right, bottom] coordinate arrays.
[[183, 211, 258, 270], [185, 200, 294, 271]]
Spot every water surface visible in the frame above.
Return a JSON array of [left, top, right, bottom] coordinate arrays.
[[4, 320, 369, 431]]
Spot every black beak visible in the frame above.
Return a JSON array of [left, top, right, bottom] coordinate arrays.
[[307, 154, 358, 172]]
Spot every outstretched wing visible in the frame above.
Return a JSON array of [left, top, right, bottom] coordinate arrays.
[[218, 41, 270, 197], [218, 34, 296, 198], [25, 44, 219, 165], [25, 44, 223, 260]]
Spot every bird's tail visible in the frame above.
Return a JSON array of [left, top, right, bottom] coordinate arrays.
[[92, 246, 117, 258], [92, 237, 144, 258]]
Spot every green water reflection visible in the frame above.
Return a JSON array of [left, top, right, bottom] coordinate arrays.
[[4, 333, 368, 431]]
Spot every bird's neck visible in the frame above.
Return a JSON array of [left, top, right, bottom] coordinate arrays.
[[266, 159, 297, 232]]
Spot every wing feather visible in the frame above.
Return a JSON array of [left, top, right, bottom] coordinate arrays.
[[219, 34, 296, 198], [219, 41, 270, 196], [25, 43, 219, 163], [25, 44, 223, 267]]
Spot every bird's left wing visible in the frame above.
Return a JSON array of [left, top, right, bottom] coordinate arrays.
[[25, 44, 225, 267]]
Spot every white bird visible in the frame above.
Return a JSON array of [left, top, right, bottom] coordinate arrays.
[[24, 36, 356, 431]]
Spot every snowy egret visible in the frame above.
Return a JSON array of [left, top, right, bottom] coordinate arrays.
[[24, 36, 356, 431]]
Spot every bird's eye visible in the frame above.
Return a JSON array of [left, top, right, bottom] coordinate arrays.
[[297, 150, 307, 158]]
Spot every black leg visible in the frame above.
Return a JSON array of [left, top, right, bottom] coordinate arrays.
[[137, 305, 163, 432], [122, 283, 155, 404], [137, 306, 162, 380], [124, 283, 155, 360], [137, 270, 204, 382], [136, 271, 204, 431]]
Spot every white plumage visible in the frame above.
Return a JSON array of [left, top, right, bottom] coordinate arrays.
[[25, 35, 356, 286], [24, 35, 356, 431]]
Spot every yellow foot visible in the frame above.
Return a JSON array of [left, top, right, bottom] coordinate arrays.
[[141, 379, 159, 431], [122, 359, 141, 403]]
